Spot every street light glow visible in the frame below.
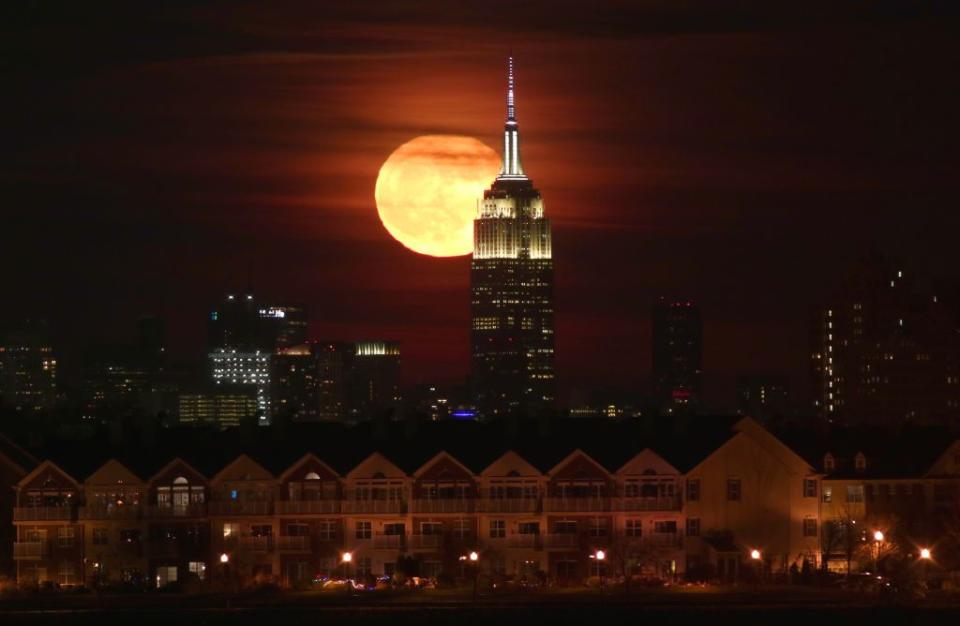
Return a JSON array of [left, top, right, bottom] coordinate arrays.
[[469, 551, 479, 562], [341, 551, 353, 563], [595, 550, 605, 561], [873, 530, 884, 542], [750, 549, 761, 560], [920, 548, 931, 560], [220, 553, 229, 564]]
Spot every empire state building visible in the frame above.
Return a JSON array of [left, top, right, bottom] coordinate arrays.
[[471, 57, 555, 418]]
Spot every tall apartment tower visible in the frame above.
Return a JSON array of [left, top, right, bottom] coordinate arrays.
[[471, 57, 555, 418], [652, 299, 703, 414], [811, 253, 960, 426]]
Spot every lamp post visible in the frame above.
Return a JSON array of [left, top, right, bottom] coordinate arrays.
[[594, 550, 606, 592], [220, 553, 230, 607], [873, 531, 884, 574], [919, 547, 932, 586], [750, 549, 762, 585], [461, 551, 480, 602], [341, 551, 353, 596]]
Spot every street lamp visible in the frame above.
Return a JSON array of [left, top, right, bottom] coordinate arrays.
[[592, 550, 606, 591], [872, 531, 884, 574], [460, 551, 479, 602], [750, 549, 761, 561], [341, 551, 353, 594], [919, 548, 931, 560], [750, 549, 762, 585]]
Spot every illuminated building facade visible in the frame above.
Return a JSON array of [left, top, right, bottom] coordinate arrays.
[[652, 300, 702, 414], [0, 321, 57, 412], [208, 350, 271, 422], [471, 57, 555, 418], [811, 253, 960, 426], [736, 375, 791, 425], [177, 388, 259, 429], [344, 341, 401, 422]]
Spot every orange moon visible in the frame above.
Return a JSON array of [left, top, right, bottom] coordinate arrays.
[[375, 135, 500, 257]]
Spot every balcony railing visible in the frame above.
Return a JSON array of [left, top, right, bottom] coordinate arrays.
[[14, 506, 73, 521], [543, 497, 609, 513], [507, 534, 539, 549], [276, 535, 312, 551], [408, 534, 443, 550], [208, 501, 272, 516], [544, 533, 581, 550], [410, 499, 475, 514], [612, 496, 682, 512], [79, 504, 141, 520], [341, 500, 405, 514], [618, 533, 683, 548], [276, 500, 342, 515], [478, 498, 539, 513], [238, 536, 273, 552], [13, 541, 47, 560], [144, 504, 208, 518], [373, 534, 405, 549]]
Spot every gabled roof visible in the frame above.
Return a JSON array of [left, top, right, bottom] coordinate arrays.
[[16, 459, 78, 489], [616, 448, 679, 476], [413, 451, 475, 479], [85, 459, 143, 486], [345, 452, 406, 480], [147, 457, 207, 485], [211, 454, 274, 483], [480, 450, 543, 477], [277, 452, 341, 482], [547, 448, 608, 478]]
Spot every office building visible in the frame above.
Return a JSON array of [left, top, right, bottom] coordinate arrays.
[[0, 321, 57, 412], [652, 300, 702, 414]]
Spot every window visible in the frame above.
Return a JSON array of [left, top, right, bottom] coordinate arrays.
[[822, 486, 832, 503], [355, 521, 372, 539], [318, 521, 337, 540], [453, 519, 471, 539], [420, 522, 442, 535], [803, 519, 817, 537], [588, 518, 607, 537], [686, 518, 700, 537], [846, 485, 864, 503], [57, 526, 75, 548], [489, 520, 506, 539], [653, 520, 677, 534], [803, 479, 817, 498], [384, 522, 405, 536], [518, 522, 540, 535], [58, 561, 77, 586], [686, 479, 700, 502], [92, 528, 109, 546], [286, 523, 309, 537], [625, 520, 642, 537], [554, 520, 577, 534], [355, 557, 372, 578], [726, 479, 741, 502], [223, 523, 240, 539], [188, 561, 206, 581], [250, 524, 272, 537]]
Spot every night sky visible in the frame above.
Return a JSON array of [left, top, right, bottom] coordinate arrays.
[[4, 1, 959, 408]]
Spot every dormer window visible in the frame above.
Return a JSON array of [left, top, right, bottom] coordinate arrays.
[[854, 453, 867, 474], [823, 453, 836, 473]]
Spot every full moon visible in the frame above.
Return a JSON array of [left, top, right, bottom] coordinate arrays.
[[375, 135, 501, 257]]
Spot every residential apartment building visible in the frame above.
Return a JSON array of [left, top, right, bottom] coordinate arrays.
[[8, 418, 960, 588]]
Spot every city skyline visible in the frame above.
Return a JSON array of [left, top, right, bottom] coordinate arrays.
[[4, 2, 960, 410]]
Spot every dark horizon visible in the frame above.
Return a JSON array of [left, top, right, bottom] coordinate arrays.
[[4, 1, 960, 410]]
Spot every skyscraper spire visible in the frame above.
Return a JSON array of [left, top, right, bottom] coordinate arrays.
[[499, 56, 525, 180]]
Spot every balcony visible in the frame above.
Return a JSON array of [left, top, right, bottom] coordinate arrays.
[[238, 536, 273, 552], [79, 504, 141, 520], [276, 535, 312, 552], [14, 506, 72, 521], [612, 496, 682, 512], [543, 498, 609, 513], [341, 500, 405, 514], [13, 541, 48, 560], [479, 498, 539, 513], [276, 500, 341, 515], [208, 501, 272, 516], [410, 499, 475, 514], [507, 534, 540, 549], [544, 533, 581, 550], [373, 534, 405, 550], [619, 533, 683, 549], [144, 504, 208, 518], [408, 534, 443, 550]]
